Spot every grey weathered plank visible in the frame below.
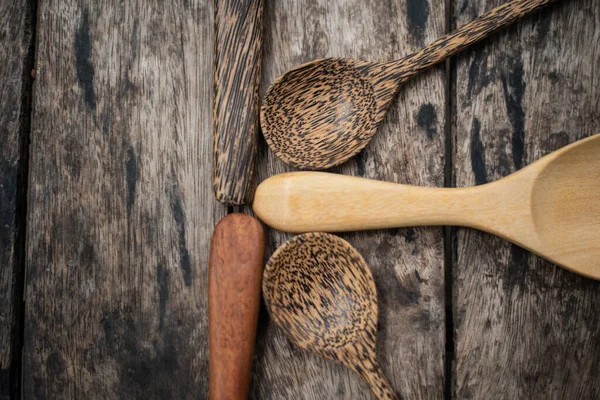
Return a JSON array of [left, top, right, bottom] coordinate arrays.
[[23, 1, 223, 398], [249, 0, 446, 398], [0, 0, 33, 398], [453, 0, 600, 398]]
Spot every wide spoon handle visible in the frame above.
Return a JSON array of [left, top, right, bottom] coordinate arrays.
[[253, 171, 536, 239], [382, 0, 559, 85], [209, 214, 265, 400], [213, 0, 264, 205]]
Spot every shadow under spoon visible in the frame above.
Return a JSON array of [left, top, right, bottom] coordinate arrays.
[[260, 0, 560, 170], [263, 233, 399, 400]]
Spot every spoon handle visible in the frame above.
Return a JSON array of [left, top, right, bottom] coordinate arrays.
[[384, 0, 559, 85], [209, 213, 265, 400], [253, 171, 533, 235], [355, 359, 399, 400], [213, 0, 264, 205]]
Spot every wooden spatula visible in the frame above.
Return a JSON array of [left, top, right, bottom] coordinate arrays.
[[253, 134, 600, 280]]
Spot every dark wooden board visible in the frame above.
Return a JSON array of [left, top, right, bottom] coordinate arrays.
[[247, 0, 447, 398], [19, 0, 600, 398], [0, 0, 33, 398], [452, 0, 600, 398], [23, 1, 224, 398]]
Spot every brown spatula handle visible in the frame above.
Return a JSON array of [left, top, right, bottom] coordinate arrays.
[[209, 214, 265, 400], [213, 0, 264, 206], [383, 0, 559, 84]]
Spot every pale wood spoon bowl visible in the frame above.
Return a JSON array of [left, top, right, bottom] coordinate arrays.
[[260, 0, 559, 169], [263, 233, 399, 400], [255, 134, 600, 280]]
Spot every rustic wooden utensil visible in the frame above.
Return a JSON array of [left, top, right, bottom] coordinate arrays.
[[209, 213, 265, 400], [254, 134, 600, 280], [263, 233, 398, 400], [214, 0, 264, 205], [260, 0, 559, 169], [211, 1, 265, 397]]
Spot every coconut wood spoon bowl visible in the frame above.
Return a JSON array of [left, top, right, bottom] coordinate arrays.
[[263, 233, 399, 400], [255, 134, 600, 280], [260, 0, 559, 169]]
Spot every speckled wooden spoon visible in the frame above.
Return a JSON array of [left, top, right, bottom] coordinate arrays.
[[263, 233, 399, 400], [261, 0, 559, 169]]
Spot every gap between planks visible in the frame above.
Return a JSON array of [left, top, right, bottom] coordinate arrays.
[[11, 1, 38, 400]]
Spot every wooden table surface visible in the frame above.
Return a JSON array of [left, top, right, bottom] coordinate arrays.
[[1, 0, 599, 399]]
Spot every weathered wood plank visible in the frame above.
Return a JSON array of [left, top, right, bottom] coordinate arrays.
[[249, 0, 446, 398], [23, 1, 223, 398], [453, 0, 600, 398], [0, 0, 33, 398]]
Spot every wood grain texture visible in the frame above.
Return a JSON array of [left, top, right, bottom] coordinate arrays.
[[23, 1, 224, 398], [209, 213, 265, 400], [0, 0, 33, 398], [452, 0, 600, 398], [248, 0, 447, 398], [213, 0, 263, 206]]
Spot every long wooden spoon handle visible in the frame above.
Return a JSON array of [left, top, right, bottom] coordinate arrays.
[[253, 171, 509, 233], [385, 0, 559, 85], [213, 0, 264, 205], [209, 213, 265, 400]]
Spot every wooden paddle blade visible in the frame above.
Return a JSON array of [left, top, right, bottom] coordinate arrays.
[[209, 213, 265, 400], [213, 0, 264, 205]]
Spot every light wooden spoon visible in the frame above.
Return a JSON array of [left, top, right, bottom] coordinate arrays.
[[263, 233, 399, 400], [254, 134, 600, 280], [260, 0, 559, 170]]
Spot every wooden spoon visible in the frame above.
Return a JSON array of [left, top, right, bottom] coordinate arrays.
[[209, 213, 265, 400], [263, 233, 398, 400], [254, 134, 600, 280], [260, 0, 559, 169]]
